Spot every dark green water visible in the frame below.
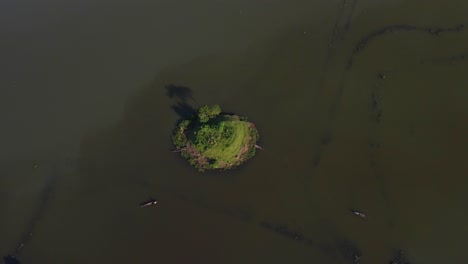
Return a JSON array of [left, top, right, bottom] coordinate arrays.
[[1, 0, 468, 263]]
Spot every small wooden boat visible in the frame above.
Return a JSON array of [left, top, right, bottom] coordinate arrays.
[[140, 197, 158, 208], [351, 209, 367, 218]]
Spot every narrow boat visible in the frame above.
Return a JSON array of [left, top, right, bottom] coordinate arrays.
[[140, 197, 158, 207], [351, 209, 367, 218]]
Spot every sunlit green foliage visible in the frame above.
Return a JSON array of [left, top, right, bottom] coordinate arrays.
[[172, 105, 259, 171]]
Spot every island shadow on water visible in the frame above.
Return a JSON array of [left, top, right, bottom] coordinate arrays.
[[165, 84, 194, 103], [165, 84, 198, 120]]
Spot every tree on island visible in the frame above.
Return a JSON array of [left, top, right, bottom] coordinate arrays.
[[197, 104, 221, 123], [172, 104, 260, 171]]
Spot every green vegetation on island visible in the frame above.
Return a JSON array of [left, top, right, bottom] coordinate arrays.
[[172, 105, 260, 171]]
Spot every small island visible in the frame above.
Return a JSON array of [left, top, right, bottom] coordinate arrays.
[[172, 105, 260, 171]]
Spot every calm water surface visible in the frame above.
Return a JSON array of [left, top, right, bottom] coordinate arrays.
[[1, 0, 468, 263]]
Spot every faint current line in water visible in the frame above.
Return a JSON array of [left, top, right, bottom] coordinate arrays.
[[304, 21, 466, 226], [368, 77, 395, 228], [4, 172, 58, 262], [306, 22, 466, 176], [303, 0, 359, 203], [310, 0, 359, 106]]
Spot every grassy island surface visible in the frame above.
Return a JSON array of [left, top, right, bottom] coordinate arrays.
[[172, 105, 260, 171]]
